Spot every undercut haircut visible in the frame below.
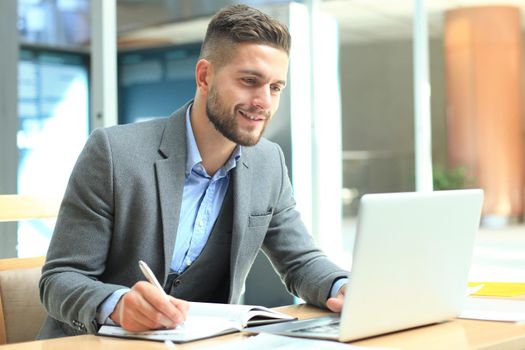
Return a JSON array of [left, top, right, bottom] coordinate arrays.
[[200, 4, 291, 67]]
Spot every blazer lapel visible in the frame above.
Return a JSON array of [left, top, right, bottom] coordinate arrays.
[[230, 150, 252, 296], [155, 102, 191, 280]]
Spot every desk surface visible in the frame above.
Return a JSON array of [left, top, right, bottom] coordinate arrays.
[[3, 303, 525, 349]]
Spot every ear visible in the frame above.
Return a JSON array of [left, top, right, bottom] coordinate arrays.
[[195, 59, 212, 94]]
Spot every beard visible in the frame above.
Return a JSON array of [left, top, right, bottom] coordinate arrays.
[[205, 85, 270, 146]]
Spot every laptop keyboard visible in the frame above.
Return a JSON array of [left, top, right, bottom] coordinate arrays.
[[291, 320, 341, 336]]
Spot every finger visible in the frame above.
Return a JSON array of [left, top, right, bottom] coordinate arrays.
[[170, 297, 189, 320], [134, 282, 184, 326], [326, 297, 344, 313], [133, 292, 177, 328], [123, 285, 177, 329]]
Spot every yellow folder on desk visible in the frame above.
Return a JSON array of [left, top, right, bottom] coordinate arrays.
[[468, 282, 525, 297]]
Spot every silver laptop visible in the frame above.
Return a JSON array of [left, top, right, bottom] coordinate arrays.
[[247, 189, 484, 342]]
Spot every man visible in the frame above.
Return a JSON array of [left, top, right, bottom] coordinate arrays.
[[38, 4, 348, 339]]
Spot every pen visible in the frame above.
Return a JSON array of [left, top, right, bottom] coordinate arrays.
[[138, 260, 169, 301]]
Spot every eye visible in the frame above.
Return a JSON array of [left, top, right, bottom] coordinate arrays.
[[271, 84, 283, 94], [241, 77, 257, 85]]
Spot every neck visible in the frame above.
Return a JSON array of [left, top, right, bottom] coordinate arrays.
[[190, 98, 237, 176]]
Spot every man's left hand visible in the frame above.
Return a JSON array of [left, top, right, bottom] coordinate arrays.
[[326, 284, 347, 312]]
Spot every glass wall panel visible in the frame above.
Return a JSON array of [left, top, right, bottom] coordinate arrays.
[[18, 0, 90, 49], [318, 1, 447, 249], [118, 44, 200, 124], [17, 48, 89, 256]]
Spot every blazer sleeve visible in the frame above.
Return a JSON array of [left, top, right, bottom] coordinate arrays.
[[261, 143, 349, 308], [39, 128, 126, 334]]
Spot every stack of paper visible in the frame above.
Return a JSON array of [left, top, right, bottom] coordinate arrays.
[[467, 282, 525, 297], [460, 297, 525, 322]]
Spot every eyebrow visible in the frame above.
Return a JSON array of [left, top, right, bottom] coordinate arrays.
[[238, 69, 287, 87]]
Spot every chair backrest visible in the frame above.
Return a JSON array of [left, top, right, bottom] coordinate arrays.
[[0, 194, 60, 344], [0, 257, 46, 344], [0, 195, 60, 222]]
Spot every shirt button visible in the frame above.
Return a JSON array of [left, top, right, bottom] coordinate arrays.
[[198, 219, 204, 227], [185, 258, 192, 266]]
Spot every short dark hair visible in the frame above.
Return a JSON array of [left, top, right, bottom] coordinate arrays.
[[200, 4, 291, 66]]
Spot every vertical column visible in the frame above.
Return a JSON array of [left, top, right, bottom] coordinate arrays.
[[413, 0, 433, 192], [445, 6, 524, 224], [306, 2, 343, 258], [0, 0, 19, 257], [91, 0, 118, 129]]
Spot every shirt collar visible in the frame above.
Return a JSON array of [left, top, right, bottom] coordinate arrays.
[[185, 104, 242, 178]]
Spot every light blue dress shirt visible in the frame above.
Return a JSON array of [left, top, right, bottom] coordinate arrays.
[[171, 106, 241, 273]]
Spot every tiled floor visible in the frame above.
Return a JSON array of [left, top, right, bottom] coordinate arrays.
[[341, 218, 525, 282]]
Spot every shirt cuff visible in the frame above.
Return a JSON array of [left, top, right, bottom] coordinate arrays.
[[329, 278, 349, 299], [96, 288, 130, 326]]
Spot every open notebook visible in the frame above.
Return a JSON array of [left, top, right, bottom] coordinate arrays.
[[98, 302, 295, 343]]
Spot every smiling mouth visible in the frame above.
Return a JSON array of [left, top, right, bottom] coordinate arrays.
[[239, 109, 266, 121]]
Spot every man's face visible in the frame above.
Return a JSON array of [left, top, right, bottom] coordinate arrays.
[[205, 43, 289, 146]]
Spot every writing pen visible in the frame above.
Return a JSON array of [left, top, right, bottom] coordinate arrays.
[[139, 260, 188, 330], [138, 260, 169, 301]]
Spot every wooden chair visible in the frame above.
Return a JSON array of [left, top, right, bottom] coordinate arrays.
[[0, 195, 60, 222], [0, 257, 46, 344], [0, 194, 60, 344]]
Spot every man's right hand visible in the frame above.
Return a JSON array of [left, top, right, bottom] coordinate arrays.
[[110, 281, 189, 332]]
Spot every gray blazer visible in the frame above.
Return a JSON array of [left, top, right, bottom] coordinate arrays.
[[38, 101, 347, 338]]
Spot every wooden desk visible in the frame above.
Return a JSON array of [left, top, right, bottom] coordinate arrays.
[[2, 304, 525, 349]]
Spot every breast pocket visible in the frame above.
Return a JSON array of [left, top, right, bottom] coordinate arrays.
[[248, 209, 273, 228], [244, 211, 273, 255]]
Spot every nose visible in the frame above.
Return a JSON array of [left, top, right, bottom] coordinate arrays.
[[252, 85, 272, 111]]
